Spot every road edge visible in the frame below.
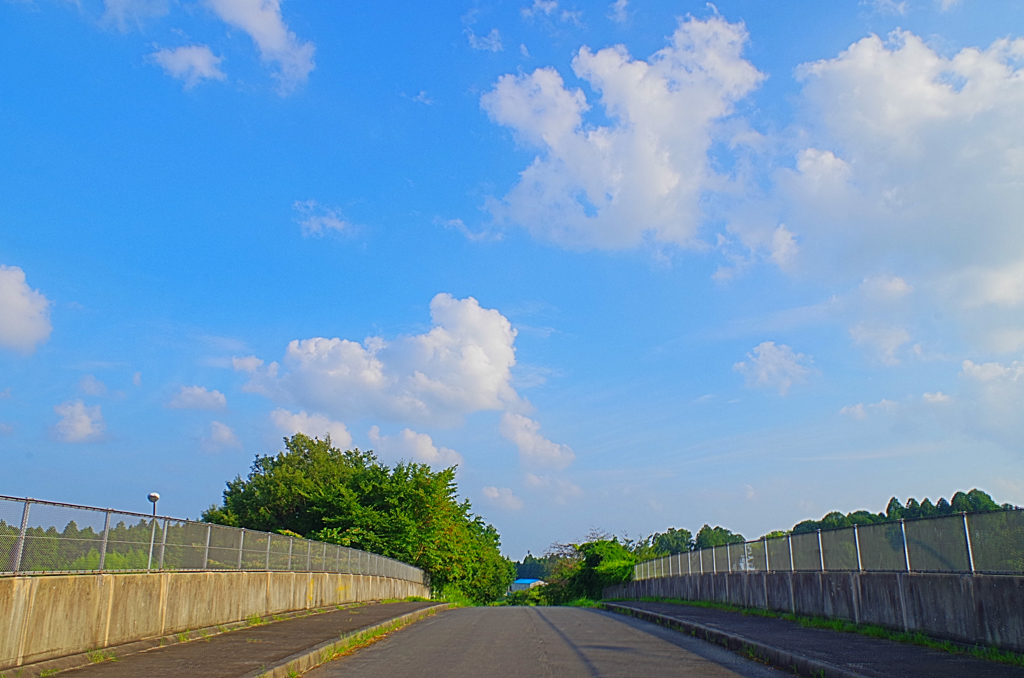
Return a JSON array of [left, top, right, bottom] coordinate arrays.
[[241, 603, 452, 678], [600, 602, 871, 678]]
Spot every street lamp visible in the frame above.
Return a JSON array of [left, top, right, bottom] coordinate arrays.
[[148, 492, 160, 517]]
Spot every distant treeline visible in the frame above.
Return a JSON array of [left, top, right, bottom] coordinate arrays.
[[514, 488, 1013, 575]]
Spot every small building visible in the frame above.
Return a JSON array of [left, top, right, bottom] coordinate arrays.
[[509, 578, 546, 593]]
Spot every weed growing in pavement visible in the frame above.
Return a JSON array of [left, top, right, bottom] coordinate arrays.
[[176, 631, 190, 643], [563, 598, 601, 608], [246, 614, 265, 627], [618, 597, 1024, 668], [39, 670, 60, 677], [86, 649, 116, 663]]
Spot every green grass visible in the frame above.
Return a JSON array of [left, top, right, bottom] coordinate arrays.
[[39, 671, 60, 677], [245, 614, 266, 627], [175, 631, 191, 643], [85, 649, 117, 663], [615, 596, 1024, 668], [563, 597, 601, 608]]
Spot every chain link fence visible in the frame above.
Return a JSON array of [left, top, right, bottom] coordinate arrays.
[[0, 495, 425, 584], [634, 508, 1024, 580]]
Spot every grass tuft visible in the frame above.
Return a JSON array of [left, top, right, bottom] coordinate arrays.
[[85, 649, 116, 663]]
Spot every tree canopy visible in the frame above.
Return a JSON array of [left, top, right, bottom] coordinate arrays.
[[202, 434, 515, 603]]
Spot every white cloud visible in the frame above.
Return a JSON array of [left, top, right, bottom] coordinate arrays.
[[608, 0, 627, 23], [271, 408, 352, 448], [240, 293, 522, 427], [499, 412, 575, 469], [524, 473, 583, 504], [133, 372, 142, 386], [958, 359, 1024, 448], [80, 375, 107, 396], [938, 0, 961, 9], [150, 45, 227, 89], [869, 0, 907, 15], [203, 421, 241, 451], [468, 28, 503, 52], [0, 265, 52, 355], [53, 400, 104, 443], [481, 15, 763, 250], [168, 385, 227, 410], [776, 31, 1024, 347], [482, 486, 524, 510], [368, 426, 462, 467], [860, 275, 913, 302], [521, 0, 558, 18], [733, 341, 814, 395], [205, 0, 315, 94], [232, 355, 264, 373], [849, 323, 911, 366], [103, 0, 169, 32], [840, 398, 898, 419], [293, 200, 350, 237], [923, 391, 951, 403]]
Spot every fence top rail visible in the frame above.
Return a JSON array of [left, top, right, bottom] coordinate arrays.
[[0, 494, 182, 523]]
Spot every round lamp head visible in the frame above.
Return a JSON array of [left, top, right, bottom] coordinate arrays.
[[148, 492, 161, 504]]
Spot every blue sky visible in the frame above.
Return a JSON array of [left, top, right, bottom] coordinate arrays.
[[2, 0, 1023, 558]]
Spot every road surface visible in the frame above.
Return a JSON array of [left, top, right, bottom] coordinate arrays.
[[306, 606, 784, 677]]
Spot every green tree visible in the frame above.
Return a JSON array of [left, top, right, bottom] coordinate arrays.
[[652, 527, 693, 554], [203, 434, 514, 603], [693, 524, 744, 549]]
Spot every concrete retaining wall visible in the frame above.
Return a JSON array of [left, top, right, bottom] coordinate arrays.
[[603, 572, 1024, 653], [0, 571, 430, 671]]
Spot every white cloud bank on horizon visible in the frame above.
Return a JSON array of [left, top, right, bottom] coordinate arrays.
[[0, 265, 52, 355], [481, 15, 764, 250]]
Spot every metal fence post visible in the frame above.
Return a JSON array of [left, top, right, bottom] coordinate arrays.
[[963, 512, 976, 574], [202, 524, 212, 569], [787, 534, 794, 571], [900, 520, 911, 572], [288, 537, 294, 570], [699, 549, 704, 574], [237, 528, 245, 569], [817, 530, 825, 571], [98, 509, 111, 572], [158, 518, 168, 570], [853, 524, 863, 572], [726, 543, 731, 572], [11, 499, 32, 573], [147, 517, 158, 571], [712, 547, 717, 573], [265, 534, 271, 570], [306, 541, 312, 571], [322, 542, 327, 572], [688, 550, 692, 575], [764, 537, 770, 573]]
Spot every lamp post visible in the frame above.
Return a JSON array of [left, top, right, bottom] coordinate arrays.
[[148, 492, 160, 516], [146, 492, 161, 570]]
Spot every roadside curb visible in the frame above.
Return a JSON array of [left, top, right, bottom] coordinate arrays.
[[600, 602, 871, 678], [241, 603, 451, 678]]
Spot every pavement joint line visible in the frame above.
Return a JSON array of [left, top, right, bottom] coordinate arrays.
[[238, 603, 451, 678], [7, 601, 376, 678], [601, 602, 872, 678]]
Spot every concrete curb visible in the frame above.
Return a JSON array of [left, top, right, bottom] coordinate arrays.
[[601, 602, 872, 678], [240, 603, 451, 678]]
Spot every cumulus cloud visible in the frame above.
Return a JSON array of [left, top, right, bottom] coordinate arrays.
[[133, 372, 142, 387], [205, 0, 315, 94], [524, 472, 582, 504], [80, 375, 107, 396], [232, 355, 264, 373], [203, 421, 241, 451], [0, 265, 52, 355], [150, 45, 227, 89], [734, 341, 814, 395], [468, 28, 503, 52], [293, 200, 350, 236], [481, 15, 763, 250], [53, 400, 104, 443], [482, 486, 524, 510], [240, 294, 522, 427], [499, 412, 575, 469], [860, 275, 913, 302], [168, 385, 227, 410], [368, 426, 463, 467], [849, 323, 912, 366], [271, 408, 352, 448], [923, 391, 951, 403], [957, 359, 1024, 449]]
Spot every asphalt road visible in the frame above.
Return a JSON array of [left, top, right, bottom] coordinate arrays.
[[306, 606, 785, 677]]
